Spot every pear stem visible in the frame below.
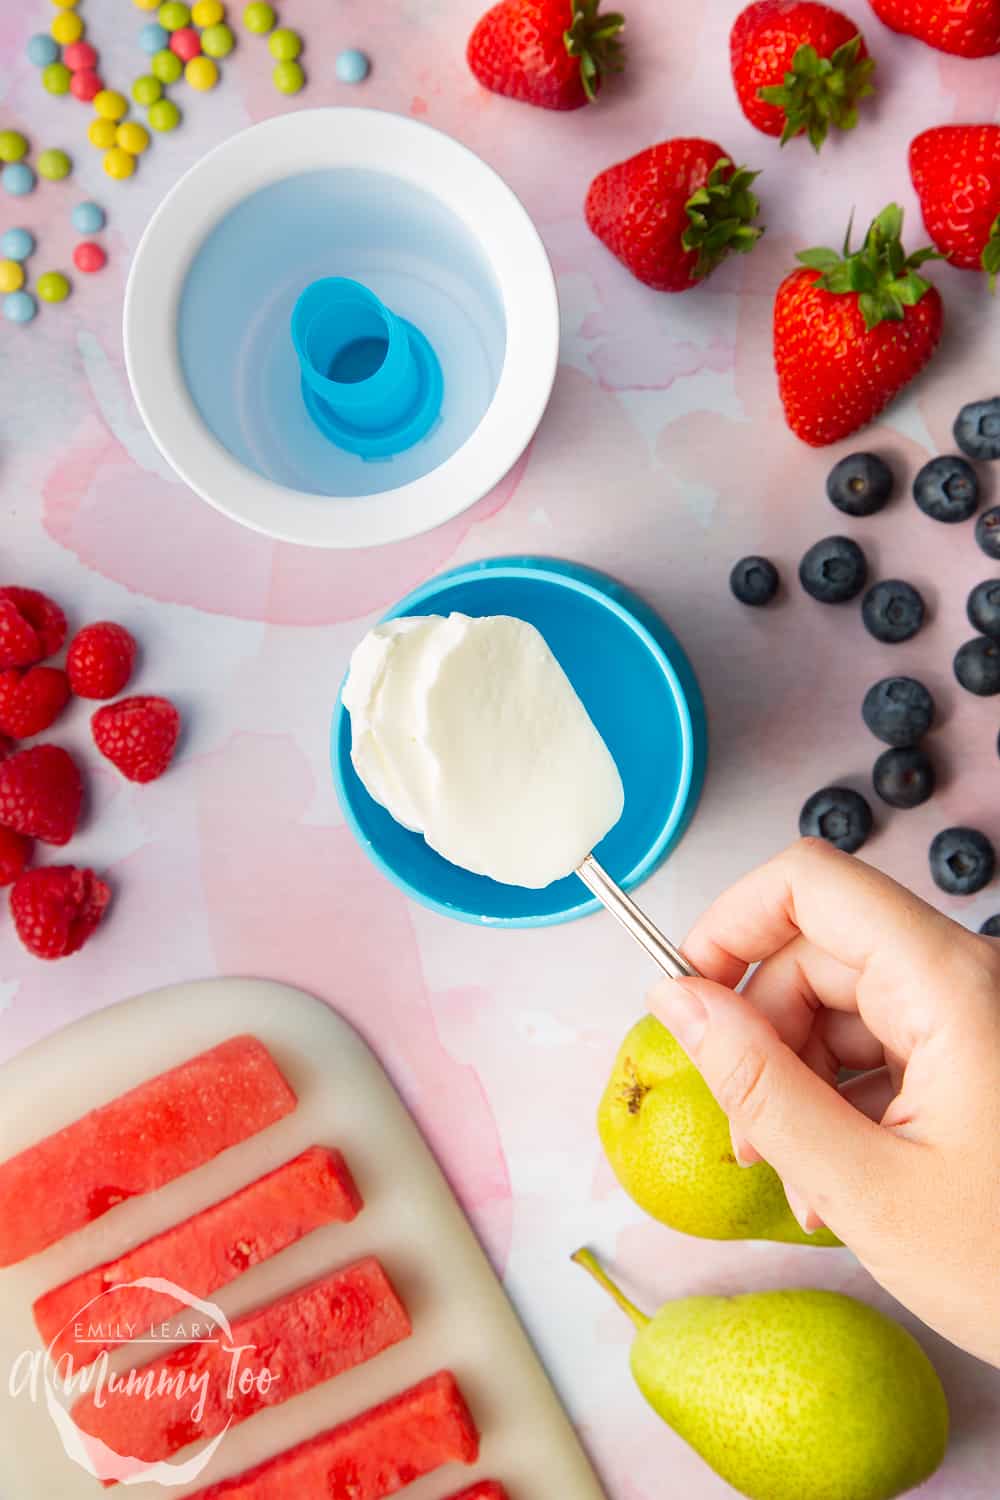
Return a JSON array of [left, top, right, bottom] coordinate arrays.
[[571, 1248, 650, 1330]]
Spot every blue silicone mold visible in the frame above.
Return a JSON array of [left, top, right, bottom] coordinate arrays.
[[331, 557, 708, 927]]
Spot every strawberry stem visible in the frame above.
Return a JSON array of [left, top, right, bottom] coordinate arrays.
[[681, 158, 765, 280], [796, 203, 942, 330], [758, 36, 875, 152], [563, 0, 626, 104], [982, 213, 1000, 294]]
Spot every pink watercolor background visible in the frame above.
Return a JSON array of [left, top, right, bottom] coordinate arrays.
[[2, 0, 1000, 1495]]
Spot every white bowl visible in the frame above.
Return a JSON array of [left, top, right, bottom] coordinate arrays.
[[123, 109, 560, 549]]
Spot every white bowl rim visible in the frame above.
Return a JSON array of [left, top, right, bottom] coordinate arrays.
[[123, 107, 560, 550]]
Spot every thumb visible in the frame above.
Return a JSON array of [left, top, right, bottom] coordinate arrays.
[[649, 975, 904, 1238]]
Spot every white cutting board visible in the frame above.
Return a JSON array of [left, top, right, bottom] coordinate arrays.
[[0, 978, 608, 1500]]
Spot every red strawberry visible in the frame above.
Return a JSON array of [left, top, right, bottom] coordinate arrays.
[[0, 668, 70, 739], [910, 125, 1000, 287], [10, 866, 110, 960], [731, 0, 875, 150], [774, 204, 943, 446], [92, 695, 180, 783], [867, 0, 1000, 55], [0, 588, 67, 660], [0, 827, 31, 887], [467, 0, 625, 111], [586, 140, 764, 292], [0, 744, 84, 845], [66, 621, 137, 700]]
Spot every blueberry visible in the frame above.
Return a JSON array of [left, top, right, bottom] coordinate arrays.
[[975, 505, 1000, 560], [913, 455, 979, 523], [967, 580, 1000, 641], [730, 555, 779, 607], [825, 453, 894, 516], [799, 536, 868, 604], [979, 914, 1000, 937], [799, 786, 873, 853], [929, 827, 996, 895], [861, 580, 925, 644], [954, 636, 1000, 695], [872, 746, 935, 809], [862, 676, 934, 747], [954, 396, 1000, 461]]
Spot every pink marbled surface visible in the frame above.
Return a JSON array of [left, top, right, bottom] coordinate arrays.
[[2, 0, 1000, 1494]]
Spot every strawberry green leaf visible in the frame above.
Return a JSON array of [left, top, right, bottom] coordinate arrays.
[[796, 203, 939, 329], [681, 158, 765, 279], [982, 214, 1000, 293], [563, 0, 625, 104], [757, 36, 875, 153]]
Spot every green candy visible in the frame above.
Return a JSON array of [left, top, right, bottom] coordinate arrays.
[[42, 62, 73, 95], [157, 1, 191, 27], [151, 48, 183, 83], [148, 98, 182, 132], [132, 74, 164, 106], [37, 149, 72, 182], [201, 21, 235, 57], [272, 59, 304, 94], [243, 2, 276, 34], [268, 27, 301, 61], [37, 271, 70, 303], [0, 131, 29, 164]]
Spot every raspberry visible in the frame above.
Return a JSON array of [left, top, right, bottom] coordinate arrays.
[[10, 866, 110, 959], [0, 827, 31, 886], [0, 745, 83, 845], [0, 600, 43, 671], [91, 696, 180, 783], [66, 622, 137, 700], [0, 667, 70, 739], [0, 588, 67, 660], [0, 735, 14, 761]]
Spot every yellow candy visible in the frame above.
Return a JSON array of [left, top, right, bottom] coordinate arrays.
[[94, 89, 128, 121], [185, 55, 219, 90], [103, 147, 136, 180], [0, 260, 25, 293], [51, 0, 79, 8], [191, 0, 223, 22], [88, 118, 118, 150], [51, 10, 84, 42], [133, 0, 160, 8], [116, 121, 150, 154]]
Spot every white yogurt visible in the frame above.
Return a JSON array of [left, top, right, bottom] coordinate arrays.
[[343, 613, 624, 888]]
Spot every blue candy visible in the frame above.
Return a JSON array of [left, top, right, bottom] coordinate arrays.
[[139, 22, 170, 53], [4, 290, 38, 324], [2, 163, 36, 198], [72, 201, 106, 234], [27, 33, 60, 67], [1, 227, 35, 261], [335, 48, 370, 83]]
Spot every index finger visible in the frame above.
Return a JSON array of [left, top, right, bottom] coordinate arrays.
[[683, 838, 956, 988]]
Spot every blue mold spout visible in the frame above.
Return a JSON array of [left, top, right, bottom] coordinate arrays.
[[290, 277, 443, 460]]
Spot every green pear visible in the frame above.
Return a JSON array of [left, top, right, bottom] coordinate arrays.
[[573, 1251, 949, 1500], [598, 1014, 841, 1246]]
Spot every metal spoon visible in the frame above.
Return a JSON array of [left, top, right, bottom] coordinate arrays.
[[576, 854, 700, 980]]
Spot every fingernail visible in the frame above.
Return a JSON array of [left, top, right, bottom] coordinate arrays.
[[652, 979, 708, 1055], [784, 1184, 816, 1235], [731, 1130, 760, 1169]]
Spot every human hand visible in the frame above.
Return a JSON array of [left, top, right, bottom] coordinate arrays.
[[649, 837, 1000, 1368]]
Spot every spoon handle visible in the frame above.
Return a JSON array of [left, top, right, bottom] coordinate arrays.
[[576, 854, 700, 981]]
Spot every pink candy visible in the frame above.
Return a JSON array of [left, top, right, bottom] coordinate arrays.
[[63, 41, 98, 71], [73, 242, 107, 274], [70, 69, 103, 101], [169, 26, 201, 60]]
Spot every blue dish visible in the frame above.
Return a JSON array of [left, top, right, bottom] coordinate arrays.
[[331, 557, 707, 926]]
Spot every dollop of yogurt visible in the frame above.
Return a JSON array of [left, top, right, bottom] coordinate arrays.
[[343, 613, 624, 888]]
